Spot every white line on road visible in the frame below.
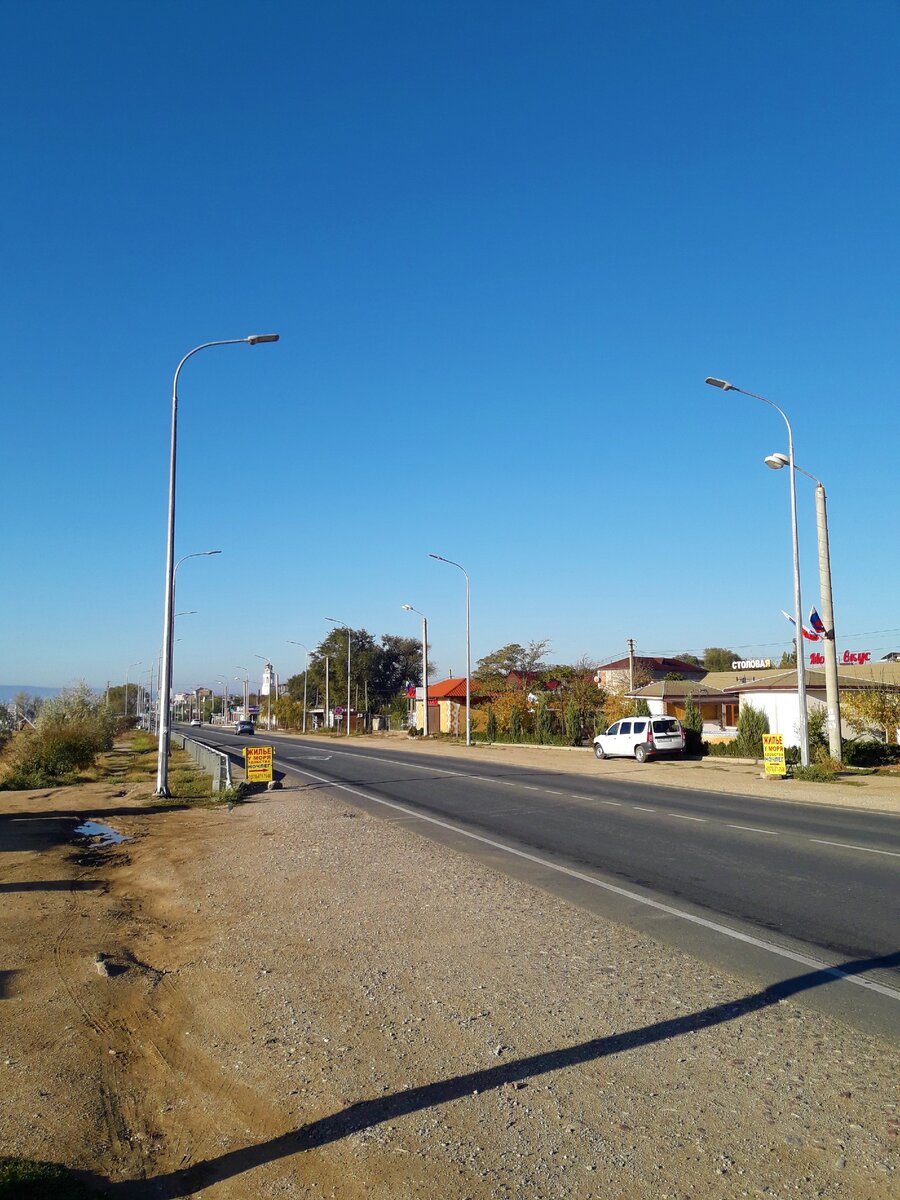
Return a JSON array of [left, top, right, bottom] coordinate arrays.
[[279, 761, 900, 1004], [632, 806, 656, 812], [810, 839, 900, 858], [672, 814, 707, 822], [728, 824, 779, 836]]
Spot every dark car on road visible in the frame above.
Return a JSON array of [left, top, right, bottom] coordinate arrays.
[[234, 720, 255, 735]]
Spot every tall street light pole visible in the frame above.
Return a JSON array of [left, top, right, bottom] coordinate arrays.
[[706, 378, 809, 766], [235, 667, 250, 721], [324, 618, 351, 735], [155, 334, 278, 797], [764, 452, 841, 761], [429, 553, 471, 745], [288, 641, 310, 733], [402, 605, 429, 736], [216, 678, 228, 725], [124, 660, 142, 720]]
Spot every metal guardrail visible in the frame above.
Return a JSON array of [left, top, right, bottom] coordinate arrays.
[[171, 732, 233, 792]]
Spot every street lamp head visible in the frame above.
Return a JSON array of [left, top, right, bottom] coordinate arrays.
[[764, 452, 790, 470], [401, 604, 413, 611], [245, 333, 280, 345], [705, 377, 735, 391]]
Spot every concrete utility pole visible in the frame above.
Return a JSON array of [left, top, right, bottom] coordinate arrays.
[[627, 639, 636, 693]]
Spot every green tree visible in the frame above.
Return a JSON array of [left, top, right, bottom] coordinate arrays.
[[734, 702, 769, 757], [535, 695, 553, 743], [703, 647, 738, 672], [485, 707, 498, 743], [663, 672, 685, 681], [682, 693, 705, 755], [564, 700, 582, 746], [508, 706, 523, 742], [779, 648, 798, 668], [842, 684, 900, 744], [677, 652, 702, 667], [474, 640, 551, 691]]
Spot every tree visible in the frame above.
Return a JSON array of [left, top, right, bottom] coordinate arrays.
[[474, 640, 551, 691], [284, 629, 429, 715], [663, 672, 685, 681], [534, 695, 553, 743], [703, 647, 738, 672], [682, 693, 705, 755], [677, 653, 702, 667], [485, 707, 498, 743], [779, 649, 797, 668], [734, 702, 769, 757], [842, 685, 900, 744]]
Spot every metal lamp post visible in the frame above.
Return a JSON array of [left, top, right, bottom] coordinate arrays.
[[235, 667, 250, 721], [429, 553, 471, 745], [216, 678, 228, 725], [705, 377, 809, 766], [155, 334, 278, 797], [402, 604, 429, 736], [764, 452, 841, 760], [324, 618, 351, 735], [287, 641, 310, 733], [124, 661, 142, 720]]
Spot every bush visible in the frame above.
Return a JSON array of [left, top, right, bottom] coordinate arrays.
[[734, 702, 769, 758], [0, 1155, 92, 1197], [843, 740, 900, 768], [793, 762, 838, 783], [485, 708, 497, 743], [0, 685, 117, 789]]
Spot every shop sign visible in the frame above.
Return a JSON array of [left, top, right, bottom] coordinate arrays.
[[762, 733, 786, 777], [731, 658, 772, 670], [244, 744, 273, 783], [809, 650, 871, 666]]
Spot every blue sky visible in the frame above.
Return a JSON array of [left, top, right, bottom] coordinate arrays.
[[2, 1, 898, 694]]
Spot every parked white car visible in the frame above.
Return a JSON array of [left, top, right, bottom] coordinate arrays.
[[593, 716, 685, 762]]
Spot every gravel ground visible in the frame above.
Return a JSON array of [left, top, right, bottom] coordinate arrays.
[[0, 744, 897, 1198]]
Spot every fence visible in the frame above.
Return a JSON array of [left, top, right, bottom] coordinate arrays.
[[171, 732, 233, 792]]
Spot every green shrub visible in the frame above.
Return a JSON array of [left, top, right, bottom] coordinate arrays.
[[485, 708, 498, 743], [0, 1155, 92, 1197], [843, 740, 900, 768], [793, 763, 838, 783], [734, 702, 769, 758], [0, 684, 118, 789]]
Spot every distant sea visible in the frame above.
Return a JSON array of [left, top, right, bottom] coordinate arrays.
[[0, 684, 63, 701]]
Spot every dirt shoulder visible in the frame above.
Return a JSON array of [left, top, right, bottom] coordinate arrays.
[[0, 750, 897, 1198]]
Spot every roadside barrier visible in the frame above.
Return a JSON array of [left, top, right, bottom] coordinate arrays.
[[171, 732, 233, 792]]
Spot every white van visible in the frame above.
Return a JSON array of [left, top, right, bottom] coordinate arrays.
[[593, 716, 685, 762]]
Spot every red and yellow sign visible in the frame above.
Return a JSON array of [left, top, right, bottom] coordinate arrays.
[[244, 744, 273, 783]]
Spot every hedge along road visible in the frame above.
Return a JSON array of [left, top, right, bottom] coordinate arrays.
[[192, 727, 900, 1038]]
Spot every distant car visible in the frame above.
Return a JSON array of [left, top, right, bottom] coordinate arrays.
[[593, 716, 685, 763], [189, 718, 201, 727], [234, 720, 255, 735]]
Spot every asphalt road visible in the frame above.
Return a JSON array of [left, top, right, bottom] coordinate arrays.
[[188, 727, 900, 1029]]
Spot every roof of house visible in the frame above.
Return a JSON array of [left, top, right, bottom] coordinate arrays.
[[628, 680, 731, 700], [599, 656, 706, 676], [724, 669, 900, 693], [426, 677, 469, 700]]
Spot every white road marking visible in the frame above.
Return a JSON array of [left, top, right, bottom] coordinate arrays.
[[810, 839, 900, 858], [728, 824, 779, 836], [273, 743, 896, 860], [632, 806, 656, 812], [279, 760, 900, 1004]]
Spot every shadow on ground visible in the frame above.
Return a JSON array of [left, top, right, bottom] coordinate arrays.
[[79, 950, 899, 1199]]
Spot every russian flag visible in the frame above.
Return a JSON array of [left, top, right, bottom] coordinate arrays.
[[809, 607, 828, 637], [781, 610, 820, 641]]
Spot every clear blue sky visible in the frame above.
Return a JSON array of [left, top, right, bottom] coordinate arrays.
[[2, 1, 898, 694]]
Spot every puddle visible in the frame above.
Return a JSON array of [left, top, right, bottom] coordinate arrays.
[[73, 819, 130, 846]]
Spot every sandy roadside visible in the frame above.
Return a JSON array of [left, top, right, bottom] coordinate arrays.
[[0, 748, 897, 1198]]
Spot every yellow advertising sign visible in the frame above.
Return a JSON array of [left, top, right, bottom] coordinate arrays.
[[762, 733, 786, 777], [243, 744, 273, 783]]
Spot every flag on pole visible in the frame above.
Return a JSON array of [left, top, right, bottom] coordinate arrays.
[[808, 607, 828, 637], [781, 610, 820, 641]]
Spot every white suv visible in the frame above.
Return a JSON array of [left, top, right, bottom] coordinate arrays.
[[593, 716, 685, 762]]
